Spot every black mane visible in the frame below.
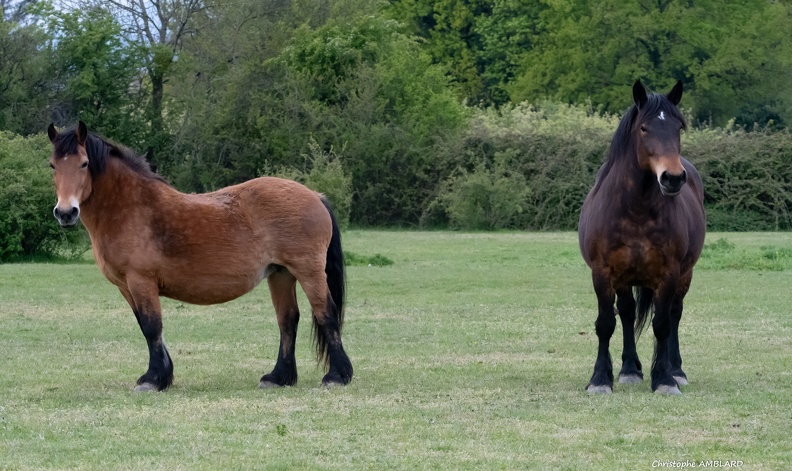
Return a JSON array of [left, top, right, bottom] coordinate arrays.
[[52, 128, 165, 183]]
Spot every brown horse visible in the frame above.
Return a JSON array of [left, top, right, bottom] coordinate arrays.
[[578, 80, 705, 395], [48, 121, 353, 391]]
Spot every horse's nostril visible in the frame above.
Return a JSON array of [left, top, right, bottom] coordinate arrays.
[[70, 207, 79, 217]]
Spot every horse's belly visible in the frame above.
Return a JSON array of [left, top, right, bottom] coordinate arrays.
[[158, 264, 276, 305], [159, 278, 256, 305], [607, 243, 673, 288]]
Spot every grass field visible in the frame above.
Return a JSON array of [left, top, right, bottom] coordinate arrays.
[[1, 231, 791, 470]]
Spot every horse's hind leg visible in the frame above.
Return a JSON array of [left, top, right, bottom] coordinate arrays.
[[616, 288, 643, 384], [121, 278, 173, 392], [260, 269, 300, 388], [587, 271, 616, 394], [298, 271, 353, 386]]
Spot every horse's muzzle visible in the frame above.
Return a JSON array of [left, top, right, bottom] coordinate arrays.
[[659, 170, 687, 196], [53, 206, 80, 227]]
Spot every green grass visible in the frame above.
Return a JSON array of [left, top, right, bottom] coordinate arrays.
[[1, 231, 791, 470]]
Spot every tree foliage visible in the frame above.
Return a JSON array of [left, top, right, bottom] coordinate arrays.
[[38, 3, 148, 146], [0, 6, 49, 134], [390, 0, 792, 127]]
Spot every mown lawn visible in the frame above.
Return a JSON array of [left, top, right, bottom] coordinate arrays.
[[1, 231, 791, 470]]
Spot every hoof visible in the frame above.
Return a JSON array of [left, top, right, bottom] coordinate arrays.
[[134, 382, 159, 392], [673, 375, 688, 386], [259, 380, 283, 389], [654, 384, 682, 395], [586, 384, 613, 394], [322, 380, 344, 388], [321, 372, 350, 387], [618, 374, 643, 384]]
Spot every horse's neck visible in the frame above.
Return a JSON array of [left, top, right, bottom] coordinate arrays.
[[80, 158, 163, 234], [603, 153, 664, 210]]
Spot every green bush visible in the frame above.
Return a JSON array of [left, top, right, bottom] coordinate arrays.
[[433, 102, 612, 230], [0, 132, 87, 261], [269, 138, 353, 228], [280, 15, 468, 225], [686, 124, 792, 230], [438, 161, 531, 230]]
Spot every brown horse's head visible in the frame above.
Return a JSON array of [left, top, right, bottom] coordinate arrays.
[[48, 121, 92, 227], [632, 80, 687, 196]]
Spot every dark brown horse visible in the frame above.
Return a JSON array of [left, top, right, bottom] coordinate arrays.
[[48, 121, 352, 391], [578, 80, 705, 394]]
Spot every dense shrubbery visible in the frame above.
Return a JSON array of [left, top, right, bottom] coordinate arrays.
[[4, 103, 792, 261], [687, 126, 792, 230], [430, 104, 792, 231], [430, 103, 613, 229]]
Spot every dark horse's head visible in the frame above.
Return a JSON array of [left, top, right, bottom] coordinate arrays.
[[625, 80, 687, 196]]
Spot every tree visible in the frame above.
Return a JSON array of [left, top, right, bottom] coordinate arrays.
[[508, 0, 792, 126], [0, 4, 50, 134], [279, 14, 467, 224], [387, 0, 545, 106], [38, 3, 147, 145], [1, 0, 37, 21], [58, 0, 204, 162], [166, 1, 466, 224]]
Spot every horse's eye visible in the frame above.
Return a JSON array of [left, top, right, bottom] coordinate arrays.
[[81, 161, 89, 169], [640, 126, 648, 133], [49, 163, 55, 170]]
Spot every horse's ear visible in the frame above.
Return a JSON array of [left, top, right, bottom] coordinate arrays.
[[667, 80, 683, 106], [633, 80, 648, 109], [76, 121, 88, 145], [47, 123, 58, 143]]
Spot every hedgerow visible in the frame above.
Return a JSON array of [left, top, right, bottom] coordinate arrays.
[[3, 103, 792, 261], [432, 104, 792, 231]]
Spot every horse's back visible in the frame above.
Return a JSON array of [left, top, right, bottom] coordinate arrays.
[[124, 177, 332, 304]]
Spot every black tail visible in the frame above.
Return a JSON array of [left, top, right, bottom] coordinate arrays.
[[634, 286, 654, 340], [313, 197, 346, 366]]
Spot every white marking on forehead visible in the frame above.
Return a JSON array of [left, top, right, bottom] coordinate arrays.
[[658, 111, 666, 120]]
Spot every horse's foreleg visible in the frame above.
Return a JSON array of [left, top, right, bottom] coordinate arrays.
[[668, 297, 687, 385], [616, 288, 643, 383], [651, 283, 681, 394], [260, 270, 300, 388], [299, 273, 353, 387], [667, 272, 693, 386], [121, 280, 173, 392], [587, 272, 616, 394]]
